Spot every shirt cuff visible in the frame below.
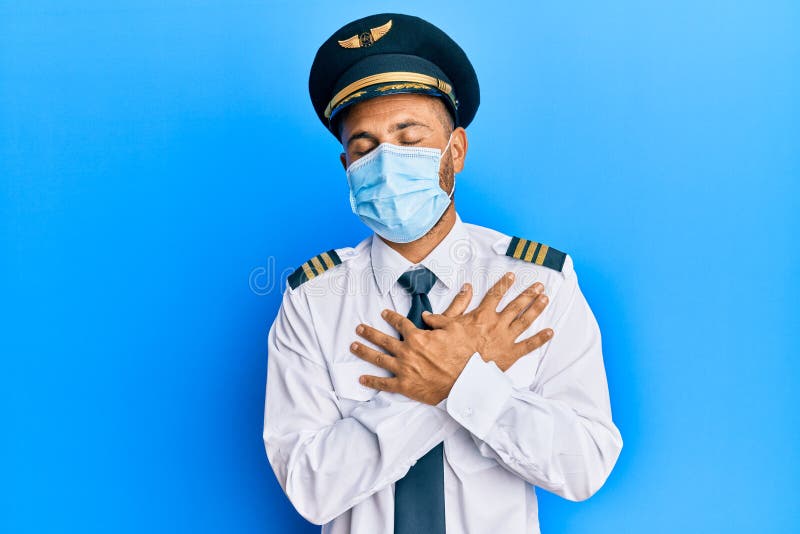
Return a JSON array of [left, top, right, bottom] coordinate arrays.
[[445, 352, 513, 440]]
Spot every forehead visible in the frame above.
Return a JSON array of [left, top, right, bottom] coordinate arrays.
[[339, 93, 444, 130]]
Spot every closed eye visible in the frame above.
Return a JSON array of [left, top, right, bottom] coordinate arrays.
[[351, 143, 377, 158]]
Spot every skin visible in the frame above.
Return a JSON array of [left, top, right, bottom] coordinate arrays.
[[338, 93, 554, 406]]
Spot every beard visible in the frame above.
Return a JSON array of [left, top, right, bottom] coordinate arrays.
[[438, 148, 455, 197], [427, 150, 456, 235]]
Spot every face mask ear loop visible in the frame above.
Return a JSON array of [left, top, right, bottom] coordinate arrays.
[[442, 131, 454, 157], [442, 131, 456, 200]]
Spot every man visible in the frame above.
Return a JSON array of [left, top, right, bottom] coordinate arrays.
[[263, 13, 622, 534]]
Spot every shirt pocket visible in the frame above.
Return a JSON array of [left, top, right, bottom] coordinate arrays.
[[330, 359, 392, 402]]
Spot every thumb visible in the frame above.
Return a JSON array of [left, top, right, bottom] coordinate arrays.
[[421, 311, 450, 329]]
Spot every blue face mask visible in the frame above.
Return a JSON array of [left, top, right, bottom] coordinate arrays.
[[345, 134, 455, 243]]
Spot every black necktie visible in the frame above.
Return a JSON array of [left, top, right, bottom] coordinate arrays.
[[393, 267, 446, 534]]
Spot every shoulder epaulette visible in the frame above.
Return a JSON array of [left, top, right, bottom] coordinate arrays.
[[505, 236, 566, 272], [287, 249, 343, 289]]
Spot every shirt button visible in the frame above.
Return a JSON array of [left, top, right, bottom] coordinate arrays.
[[462, 407, 473, 417]]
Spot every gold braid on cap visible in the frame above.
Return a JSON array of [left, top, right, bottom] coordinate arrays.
[[323, 71, 455, 119]]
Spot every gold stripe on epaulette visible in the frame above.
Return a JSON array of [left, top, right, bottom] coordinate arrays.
[[310, 256, 325, 275], [524, 241, 539, 262], [288, 249, 344, 289], [504, 236, 566, 272], [320, 252, 335, 269], [513, 238, 527, 259], [302, 262, 315, 280], [535, 244, 549, 265]]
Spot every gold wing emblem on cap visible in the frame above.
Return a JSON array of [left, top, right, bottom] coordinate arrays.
[[338, 19, 392, 48]]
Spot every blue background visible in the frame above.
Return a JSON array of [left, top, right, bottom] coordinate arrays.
[[2, 1, 798, 532]]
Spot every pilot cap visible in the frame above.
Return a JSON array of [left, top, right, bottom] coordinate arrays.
[[309, 13, 480, 138]]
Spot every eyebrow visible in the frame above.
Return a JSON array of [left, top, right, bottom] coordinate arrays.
[[346, 120, 432, 148]]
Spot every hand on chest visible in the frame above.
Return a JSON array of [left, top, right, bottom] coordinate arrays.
[[324, 268, 557, 409]]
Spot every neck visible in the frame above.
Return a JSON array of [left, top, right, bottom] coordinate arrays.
[[381, 204, 457, 264]]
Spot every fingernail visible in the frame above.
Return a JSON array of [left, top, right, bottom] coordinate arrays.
[[381, 309, 388, 318], [356, 325, 364, 334], [421, 310, 430, 315], [359, 376, 367, 385], [350, 342, 358, 351], [507, 272, 515, 280]]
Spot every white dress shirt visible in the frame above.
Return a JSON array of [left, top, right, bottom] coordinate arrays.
[[263, 213, 623, 533]]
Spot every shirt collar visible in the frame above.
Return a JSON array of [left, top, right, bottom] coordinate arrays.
[[369, 212, 473, 295]]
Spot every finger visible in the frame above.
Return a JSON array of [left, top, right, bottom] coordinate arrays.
[[499, 281, 544, 323], [511, 328, 554, 359], [421, 311, 450, 329], [356, 324, 403, 355], [478, 272, 515, 312], [358, 374, 400, 393], [442, 283, 473, 317], [509, 293, 550, 335], [380, 309, 418, 338], [350, 341, 401, 374]]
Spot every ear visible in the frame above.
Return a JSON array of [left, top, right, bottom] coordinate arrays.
[[450, 127, 468, 174], [339, 152, 347, 171]]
